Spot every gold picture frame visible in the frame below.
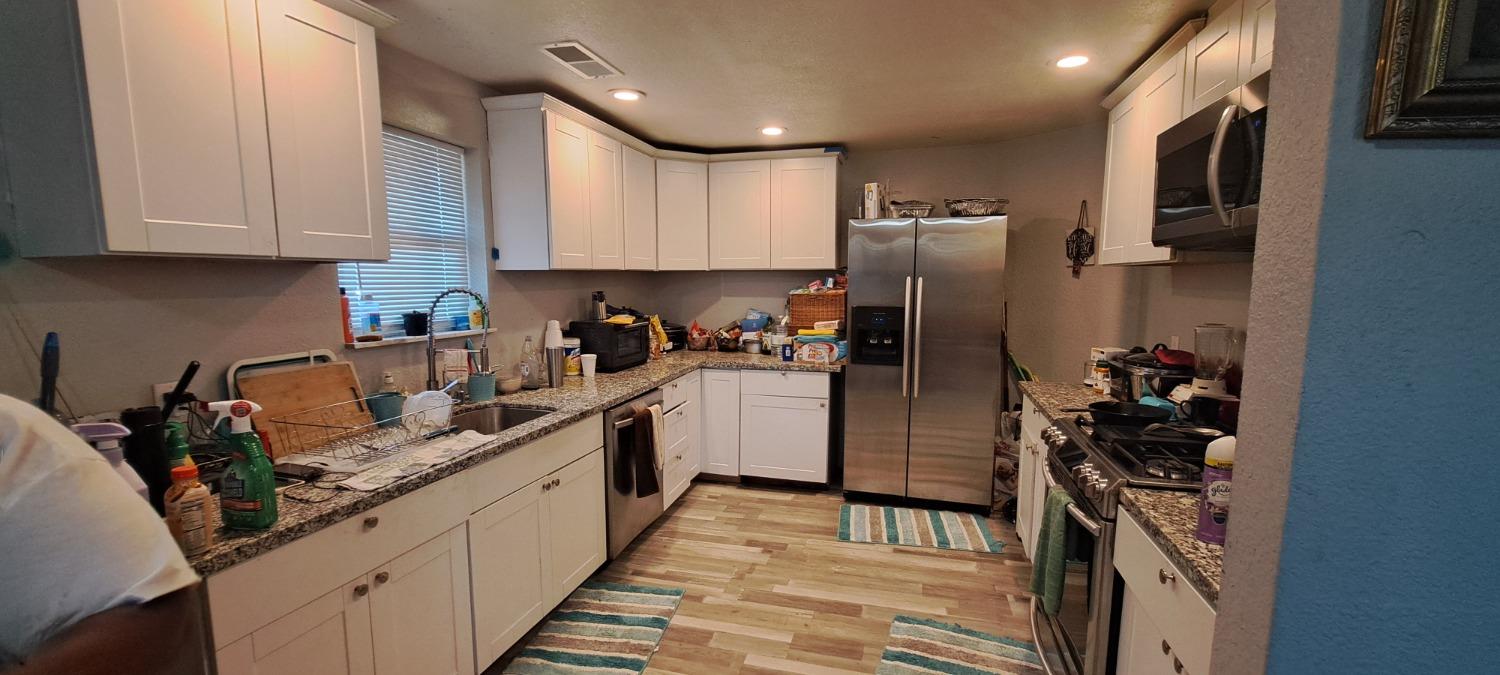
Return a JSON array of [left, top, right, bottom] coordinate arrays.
[[1367, 0, 1500, 137]]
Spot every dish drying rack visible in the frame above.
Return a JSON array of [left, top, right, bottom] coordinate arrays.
[[271, 395, 455, 470]]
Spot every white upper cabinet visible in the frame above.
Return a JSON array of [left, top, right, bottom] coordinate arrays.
[[1130, 50, 1187, 265], [1183, 0, 1244, 118], [656, 160, 709, 270], [1099, 90, 1145, 266], [622, 146, 658, 270], [709, 160, 772, 269], [1238, 0, 1275, 83], [484, 94, 839, 272], [546, 112, 593, 269], [259, 0, 388, 261], [0, 0, 386, 260], [585, 129, 625, 269], [769, 157, 838, 270]]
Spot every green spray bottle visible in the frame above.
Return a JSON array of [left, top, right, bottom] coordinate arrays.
[[207, 399, 278, 530]]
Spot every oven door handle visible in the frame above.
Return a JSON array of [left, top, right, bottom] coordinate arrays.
[[1042, 461, 1104, 537], [1207, 104, 1241, 229], [1029, 597, 1061, 675]]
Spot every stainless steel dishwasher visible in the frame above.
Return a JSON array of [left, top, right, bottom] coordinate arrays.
[[604, 388, 664, 558]]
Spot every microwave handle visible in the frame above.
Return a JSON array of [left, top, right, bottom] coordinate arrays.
[[1207, 104, 1240, 229]]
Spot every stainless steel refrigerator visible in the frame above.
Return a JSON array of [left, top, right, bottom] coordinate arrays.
[[843, 216, 1007, 507]]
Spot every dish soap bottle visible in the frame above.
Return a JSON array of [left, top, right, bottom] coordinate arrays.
[[1196, 435, 1235, 545], [207, 399, 278, 530], [71, 422, 149, 501], [164, 464, 215, 556], [164, 420, 195, 469]]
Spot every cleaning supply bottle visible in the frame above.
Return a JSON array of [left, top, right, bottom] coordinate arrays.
[[71, 422, 149, 501], [164, 420, 195, 469], [340, 287, 354, 344], [206, 400, 278, 530], [164, 464, 215, 556], [1196, 435, 1235, 545]]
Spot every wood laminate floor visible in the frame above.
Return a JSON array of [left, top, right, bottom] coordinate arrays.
[[593, 482, 1036, 674]]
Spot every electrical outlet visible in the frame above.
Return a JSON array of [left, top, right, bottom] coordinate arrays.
[[1169, 335, 1180, 350], [151, 381, 176, 407]]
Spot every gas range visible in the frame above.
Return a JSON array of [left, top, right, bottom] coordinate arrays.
[[1040, 416, 1210, 519]]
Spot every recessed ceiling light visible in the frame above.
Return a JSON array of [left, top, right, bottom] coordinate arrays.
[[760, 126, 785, 136], [1055, 55, 1090, 69], [610, 89, 644, 101]]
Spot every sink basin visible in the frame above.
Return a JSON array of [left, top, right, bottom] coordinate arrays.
[[451, 405, 554, 435]]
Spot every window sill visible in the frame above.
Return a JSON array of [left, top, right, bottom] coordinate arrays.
[[344, 327, 495, 350]]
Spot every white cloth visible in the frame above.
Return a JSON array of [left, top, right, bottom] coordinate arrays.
[[0, 394, 199, 665], [648, 403, 665, 471]]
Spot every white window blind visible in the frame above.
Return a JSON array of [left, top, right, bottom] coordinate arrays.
[[339, 127, 474, 335]]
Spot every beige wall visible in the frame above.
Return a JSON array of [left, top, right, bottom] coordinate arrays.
[[838, 123, 1255, 383]]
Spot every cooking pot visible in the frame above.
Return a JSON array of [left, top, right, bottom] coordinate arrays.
[[1122, 350, 1195, 400]]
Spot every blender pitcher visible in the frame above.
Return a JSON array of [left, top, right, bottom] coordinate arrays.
[[1191, 323, 1236, 396]]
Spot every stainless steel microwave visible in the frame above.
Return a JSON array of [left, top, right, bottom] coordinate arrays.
[[1152, 73, 1269, 251]]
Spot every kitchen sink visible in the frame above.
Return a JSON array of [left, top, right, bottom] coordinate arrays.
[[450, 405, 554, 435]]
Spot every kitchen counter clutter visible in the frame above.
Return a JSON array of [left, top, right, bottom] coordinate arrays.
[[1016, 380, 1113, 422], [1119, 487, 1224, 608], [190, 351, 840, 576]]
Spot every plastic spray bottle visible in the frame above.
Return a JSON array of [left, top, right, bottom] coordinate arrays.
[[164, 420, 195, 469], [206, 400, 278, 530], [1195, 436, 1235, 545], [71, 421, 149, 501]]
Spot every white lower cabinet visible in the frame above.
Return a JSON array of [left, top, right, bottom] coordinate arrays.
[[217, 527, 472, 675], [1114, 509, 1216, 675], [702, 370, 743, 476], [1016, 393, 1051, 559], [469, 448, 606, 672], [739, 394, 829, 482]]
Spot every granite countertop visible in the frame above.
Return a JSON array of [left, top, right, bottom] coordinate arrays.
[[1118, 487, 1223, 608], [1017, 381, 1113, 422], [190, 351, 840, 576]]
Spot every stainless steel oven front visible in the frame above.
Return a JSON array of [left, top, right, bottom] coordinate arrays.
[[1030, 455, 1117, 675]]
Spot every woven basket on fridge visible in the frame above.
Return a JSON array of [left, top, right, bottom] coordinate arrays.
[[788, 289, 845, 333]]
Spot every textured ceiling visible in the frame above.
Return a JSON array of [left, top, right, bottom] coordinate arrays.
[[368, 0, 1213, 151]]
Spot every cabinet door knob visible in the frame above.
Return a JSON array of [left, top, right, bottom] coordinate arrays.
[[553, 478, 561, 487], [1173, 656, 1184, 673], [353, 583, 369, 597], [1159, 568, 1176, 584], [1161, 640, 1171, 655], [363, 516, 379, 529], [374, 571, 390, 585], [542, 482, 551, 492]]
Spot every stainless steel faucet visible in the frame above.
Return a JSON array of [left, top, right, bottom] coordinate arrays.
[[426, 287, 490, 391]]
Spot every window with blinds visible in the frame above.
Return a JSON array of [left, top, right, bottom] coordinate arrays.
[[339, 127, 475, 336]]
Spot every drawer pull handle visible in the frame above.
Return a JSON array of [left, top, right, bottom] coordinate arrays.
[[1174, 656, 1184, 673], [542, 482, 551, 492], [553, 478, 561, 487], [353, 583, 369, 597], [363, 516, 379, 530], [374, 571, 389, 585], [1161, 640, 1171, 655], [1159, 568, 1176, 584]]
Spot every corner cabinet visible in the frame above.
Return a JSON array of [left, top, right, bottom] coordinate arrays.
[[0, 0, 388, 261], [701, 370, 743, 476], [484, 93, 840, 271]]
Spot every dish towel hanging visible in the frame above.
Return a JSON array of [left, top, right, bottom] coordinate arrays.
[[648, 404, 665, 471], [631, 407, 660, 498], [1028, 488, 1074, 616]]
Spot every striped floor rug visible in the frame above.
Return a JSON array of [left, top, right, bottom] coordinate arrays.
[[878, 615, 1044, 674], [839, 504, 1004, 553], [503, 580, 684, 674]]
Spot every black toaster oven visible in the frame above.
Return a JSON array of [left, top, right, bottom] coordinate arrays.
[[568, 320, 649, 373]]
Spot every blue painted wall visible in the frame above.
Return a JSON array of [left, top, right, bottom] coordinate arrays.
[[1268, 1, 1500, 672]]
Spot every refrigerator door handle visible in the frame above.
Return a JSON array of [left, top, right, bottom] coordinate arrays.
[[902, 275, 912, 398], [912, 276, 924, 398]]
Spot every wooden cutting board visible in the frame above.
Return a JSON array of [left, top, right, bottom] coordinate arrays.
[[236, 361, 372, 458]]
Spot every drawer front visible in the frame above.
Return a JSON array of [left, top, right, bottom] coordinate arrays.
[[740, 369, 829, 398], [207, 475, 466, 649], [1114, 509, 1216, 674], [662, 370, 699, 411], [1022, 392, 1048, 433], [664, 400, 692, 448]]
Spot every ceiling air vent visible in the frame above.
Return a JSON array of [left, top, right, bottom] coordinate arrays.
[[540, 41, 622, 79]]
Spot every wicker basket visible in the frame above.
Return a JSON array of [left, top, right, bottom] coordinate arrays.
[[788, 290, 845, 332]]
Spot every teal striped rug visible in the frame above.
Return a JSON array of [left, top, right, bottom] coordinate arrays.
[[878, 615, 1044, 674], [839, 504, 1004, 553], [503, 580, 684, 674]]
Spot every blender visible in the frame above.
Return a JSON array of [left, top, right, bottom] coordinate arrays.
[[1190, 323, 1236, 397]]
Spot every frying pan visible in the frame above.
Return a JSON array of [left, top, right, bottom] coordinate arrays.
[[1061, 401, 1173, 427]]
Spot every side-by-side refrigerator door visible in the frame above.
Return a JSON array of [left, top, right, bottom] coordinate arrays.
[[907, 217, 1008, 506], [842, 218, 916, 498]]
